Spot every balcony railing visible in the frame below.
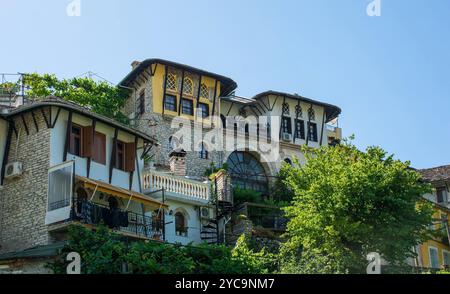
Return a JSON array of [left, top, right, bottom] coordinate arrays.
[[72, 201, 163, 240], [142, 170, 210, 201], [235, 202, 288, 231]]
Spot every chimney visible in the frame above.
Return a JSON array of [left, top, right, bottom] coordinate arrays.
[[131, 60, 141, 70], [169, 148, 187, 177]]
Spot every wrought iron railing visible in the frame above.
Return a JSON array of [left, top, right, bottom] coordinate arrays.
[[72, 201, 163, 240]]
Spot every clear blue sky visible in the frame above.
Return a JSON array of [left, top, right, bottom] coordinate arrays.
[[1, 0, 449, 169]]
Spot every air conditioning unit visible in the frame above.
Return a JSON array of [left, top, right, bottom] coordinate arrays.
[[282, 133, 292, 142], [200, 207, 215, 219], [4, 162, 23, 179]]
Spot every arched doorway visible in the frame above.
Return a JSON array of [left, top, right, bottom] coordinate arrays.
[[226, 151, 268, 195]]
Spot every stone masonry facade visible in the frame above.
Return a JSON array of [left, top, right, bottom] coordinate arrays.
[[122, 72, 225, 179], [0, 110, 51, 254]]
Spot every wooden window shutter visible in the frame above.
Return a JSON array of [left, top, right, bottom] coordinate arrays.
[[82, 126, 94, 158], [124, 142, 136, 172], [93, 132, 106, 164]]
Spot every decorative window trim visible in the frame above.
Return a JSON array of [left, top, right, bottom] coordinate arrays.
[[295, 104, 303, 118], [308, 107, 315, 121], [282, 102, 290, 116], [166, 73, 177, 91], [183, 77, 194, 96], [200, 83, 209, 99]]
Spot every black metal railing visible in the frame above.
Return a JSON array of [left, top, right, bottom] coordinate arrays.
[[72, 201, 164, 240], [235, 202, 288, 231]]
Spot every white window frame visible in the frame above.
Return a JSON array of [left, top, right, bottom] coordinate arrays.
[[45, 161, 75, 225], [429, 246, 440, 269]]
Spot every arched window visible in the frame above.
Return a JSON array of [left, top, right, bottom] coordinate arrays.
[[167, 73, 177, 91], [199, 142, 209, 159], [284, 158, 293, 166], [282, 102, 290, 116], [175, 211, 187, 236], [226, 151, 268, 195], [183, 77, 193, 95], [200, 83, 209, 99], [308, 107, 315, 121]]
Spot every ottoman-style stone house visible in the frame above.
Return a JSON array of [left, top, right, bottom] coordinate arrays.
[[0, 98, 169, 255]]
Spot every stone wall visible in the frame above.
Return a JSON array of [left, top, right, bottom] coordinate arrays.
[[122, 74, 225, 179], [0, 110, 51, 254]]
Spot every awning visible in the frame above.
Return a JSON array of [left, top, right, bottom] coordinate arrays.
[[76, 176, 168, 210]]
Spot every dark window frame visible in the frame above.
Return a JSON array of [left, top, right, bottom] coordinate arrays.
[[198, 102, 209, 118], [294, 119, 305, 140], [308, 122, 318, 142], [281, 117, 292, 134], [69, 124, 83, 157], [181, 98, 194, 116], [115, 140, 126, 171], [164, 94, 177, 112], [199, 142, 209, 159], [92, 131, 106, 165]]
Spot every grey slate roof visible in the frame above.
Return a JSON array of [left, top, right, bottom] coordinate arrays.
[[418, 165, 450, 183]]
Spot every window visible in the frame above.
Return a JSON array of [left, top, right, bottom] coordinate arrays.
[[294, 119, 305, 140], [175, 212, 187, 237], [282, 102, 290, 116], [227, 151, 268, 195], [183, 77, 193, 95], [167, 73, 177, 91], [443, 251, 450, 268], [92, 132, 106, 164], [181, 98, 193, 115], [114, 141, 136, 172], [164, 94, 177, 112], [429, 247, 440, 269], [45, 162, 74, 225], [69, 124, 82, 156], [199, 142, 208, 159], [281, 117, 292, 134], [284, 158, 292, 166], [138, 90, 145, 115], [115, 141, 125, 171], [308, 122, 318, 142], [295, 104, 303, 118], [308, 107, 315, 121], [437, 187, 448, 204], [198, 103, 209, 118], [200, 83, 209, 99]]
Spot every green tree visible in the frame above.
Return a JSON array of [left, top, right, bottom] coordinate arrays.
[[24, 73, 129, 124], [279, 142, 434, 274]]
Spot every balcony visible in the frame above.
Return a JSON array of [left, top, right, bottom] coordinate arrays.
[[235, 202, 288, 231], [142, 170, 210, 204]]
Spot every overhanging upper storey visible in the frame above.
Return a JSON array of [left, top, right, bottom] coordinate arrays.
[[251, 91, 341, 123], [119, 58, 238, 97]]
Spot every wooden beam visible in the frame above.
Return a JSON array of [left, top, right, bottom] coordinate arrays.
[[270, 95, 279, 112], [31, 111, 39, 133], [305, 103, 313, 146], [195, 75, 203, 119], [20, 114, 29, 136], [134, 136, 142, 193], [51, 107, 62, 128], [319, 110, 327, 146], [63, 111, 73, 162], [178, 70, 185, 116], [226, 102, 234, 116], [211, 80, 218, 116], [129, 136, 139, 191], [40, 108, 50, 129], [150, 63, 158, 76], [87, 119, 96, 178], [162, 65, 168, 115], [0, 123, 14, 186], [279, 96, 286, 140], [109, 128, 119, 184]]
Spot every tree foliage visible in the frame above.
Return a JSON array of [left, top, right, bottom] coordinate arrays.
[[48, 225, 276, 274], [24, 73, 129, 124], [279, 142, 434, 274]]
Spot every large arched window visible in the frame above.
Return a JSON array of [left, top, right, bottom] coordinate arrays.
[[226, 151, 268, 194]]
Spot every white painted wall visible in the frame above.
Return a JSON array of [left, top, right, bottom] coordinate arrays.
[[49, 107, 144, 192], [0, 118, 8, 187], [163, 199, 203, 245]]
